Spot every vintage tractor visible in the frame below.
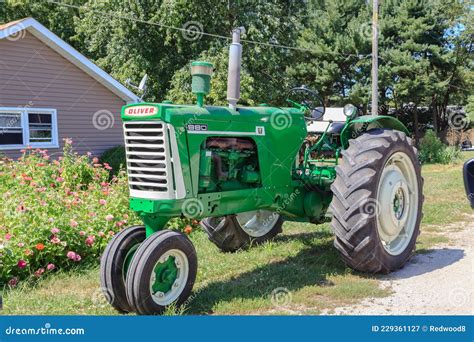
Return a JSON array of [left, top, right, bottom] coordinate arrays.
[[100, 28, 423, 315]]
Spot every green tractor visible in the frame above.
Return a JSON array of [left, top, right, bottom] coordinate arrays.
[[100, 28, 423, 315]]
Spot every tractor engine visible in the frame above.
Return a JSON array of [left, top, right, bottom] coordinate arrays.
[[198, 137, 260, 193]]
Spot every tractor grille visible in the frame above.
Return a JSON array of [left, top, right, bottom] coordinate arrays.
[[123, 121, 184, 200]]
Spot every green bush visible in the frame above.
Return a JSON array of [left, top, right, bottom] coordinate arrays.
[[419, 130, 461, 164], [100, 145, 126, 175]]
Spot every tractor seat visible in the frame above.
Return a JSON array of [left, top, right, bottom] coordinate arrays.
[[307, 108, 346, 134]]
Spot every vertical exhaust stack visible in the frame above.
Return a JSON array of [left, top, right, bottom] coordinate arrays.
[[227, 27, 245, 110]]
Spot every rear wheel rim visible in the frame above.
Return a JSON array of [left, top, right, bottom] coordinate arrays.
[[149, 249, 189, 306], [376, 152, 419, 256], [236, 210, 279, 237]]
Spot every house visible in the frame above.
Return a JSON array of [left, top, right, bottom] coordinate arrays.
[[0, 18, 139, 158]]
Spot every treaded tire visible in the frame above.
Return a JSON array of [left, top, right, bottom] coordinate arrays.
[[125, 230, 197, 315], [100, 225, 146, 313], [201, 214, 283, 253], [330, 129, 423, 273]]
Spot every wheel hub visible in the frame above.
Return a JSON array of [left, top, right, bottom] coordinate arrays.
[[151, 256, 178, 294], [149, 249, 189, 306], [393, 186, 405, 220]]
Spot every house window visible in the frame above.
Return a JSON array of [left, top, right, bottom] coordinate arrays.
[[0, 108, 58, 150]]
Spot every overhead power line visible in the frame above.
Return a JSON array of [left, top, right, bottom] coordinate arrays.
[[46, 0, 372, 59]]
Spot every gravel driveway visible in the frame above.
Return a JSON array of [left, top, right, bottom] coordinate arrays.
[[324, 217, 473, 315]]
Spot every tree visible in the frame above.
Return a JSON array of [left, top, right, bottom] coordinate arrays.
[[378, 0, 472, 141], [289, 0, 372, 107], [0, 0, 84, 48]]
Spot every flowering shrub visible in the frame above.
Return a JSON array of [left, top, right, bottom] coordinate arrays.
[[0, 141, 136, 286], [0, 140, 199, 287]]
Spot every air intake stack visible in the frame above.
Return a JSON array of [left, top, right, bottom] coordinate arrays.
[[227, 27, 245, 110]]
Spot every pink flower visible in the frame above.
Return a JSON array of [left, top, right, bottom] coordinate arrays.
[[17, 242, 25, 248], [98, 231, 105, 237], [16, 204, 27, 213], [105, 214, 114, 222], [70, 219, 78, 228], [47, 263, 56, 271], [8, 277, 18, 287], [92, 157, 99, 164], [56, 177, 64, 183], [79, 231, 86, 236], [50, 236, 60, 244], [85, 235, 95, 246], [5, 233, 12, 241], [51, 227, 60, 234], [74, 254, 81, 262], [99, 199, 107, 205], [67, 251, 77, 260], [103, 163, 112, 170], [34, 268, 45, 277], [17, 260, 27, 269], [64, 138, 73, 145]]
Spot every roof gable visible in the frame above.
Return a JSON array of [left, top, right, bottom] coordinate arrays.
[[0, 17, 139, 103]]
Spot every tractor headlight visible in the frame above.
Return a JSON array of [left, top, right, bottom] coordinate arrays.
[[343, 104, 357, 119]]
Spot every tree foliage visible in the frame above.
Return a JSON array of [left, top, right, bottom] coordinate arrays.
[[1, 0, 472, 136]]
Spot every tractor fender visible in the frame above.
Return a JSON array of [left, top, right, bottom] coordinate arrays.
[[340, 115, 409, 149]]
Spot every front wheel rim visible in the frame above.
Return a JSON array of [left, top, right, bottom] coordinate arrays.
[[149, 249, 189, 306], [235, 210, 279, 237], [376, 152, 419, 256]]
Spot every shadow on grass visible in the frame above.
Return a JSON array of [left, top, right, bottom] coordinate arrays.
[[186, 230, 347, 314]]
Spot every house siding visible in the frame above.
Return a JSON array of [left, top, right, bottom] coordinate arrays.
[[0, 31, 126, 159]]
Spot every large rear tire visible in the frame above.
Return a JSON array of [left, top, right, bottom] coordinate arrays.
[[201, 210, 283, 252], [330, 129, 423, 273]]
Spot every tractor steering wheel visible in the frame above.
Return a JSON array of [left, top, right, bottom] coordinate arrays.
[[287, 86, 326, 121]]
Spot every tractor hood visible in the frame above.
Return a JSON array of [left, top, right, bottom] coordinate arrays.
[[121, 102, 303, 124]]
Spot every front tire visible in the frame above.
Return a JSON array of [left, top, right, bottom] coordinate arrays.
[[330, 129, 423, 273], [201, 210, 283, 252], [100, 225, 146, 313], [125, 230, 197, 315]]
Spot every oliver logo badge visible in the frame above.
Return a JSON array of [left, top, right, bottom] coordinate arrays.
[[125, 106, 157, 116]]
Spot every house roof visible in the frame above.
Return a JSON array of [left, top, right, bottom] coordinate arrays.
[[0, 17, 139, 103]]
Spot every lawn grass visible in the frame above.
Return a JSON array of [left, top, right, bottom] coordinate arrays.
[[1, 152, 472, 315], [420, 151, 473, 227]]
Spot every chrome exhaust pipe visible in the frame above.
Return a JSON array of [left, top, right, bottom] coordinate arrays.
[[227, 27, 245, 110]]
